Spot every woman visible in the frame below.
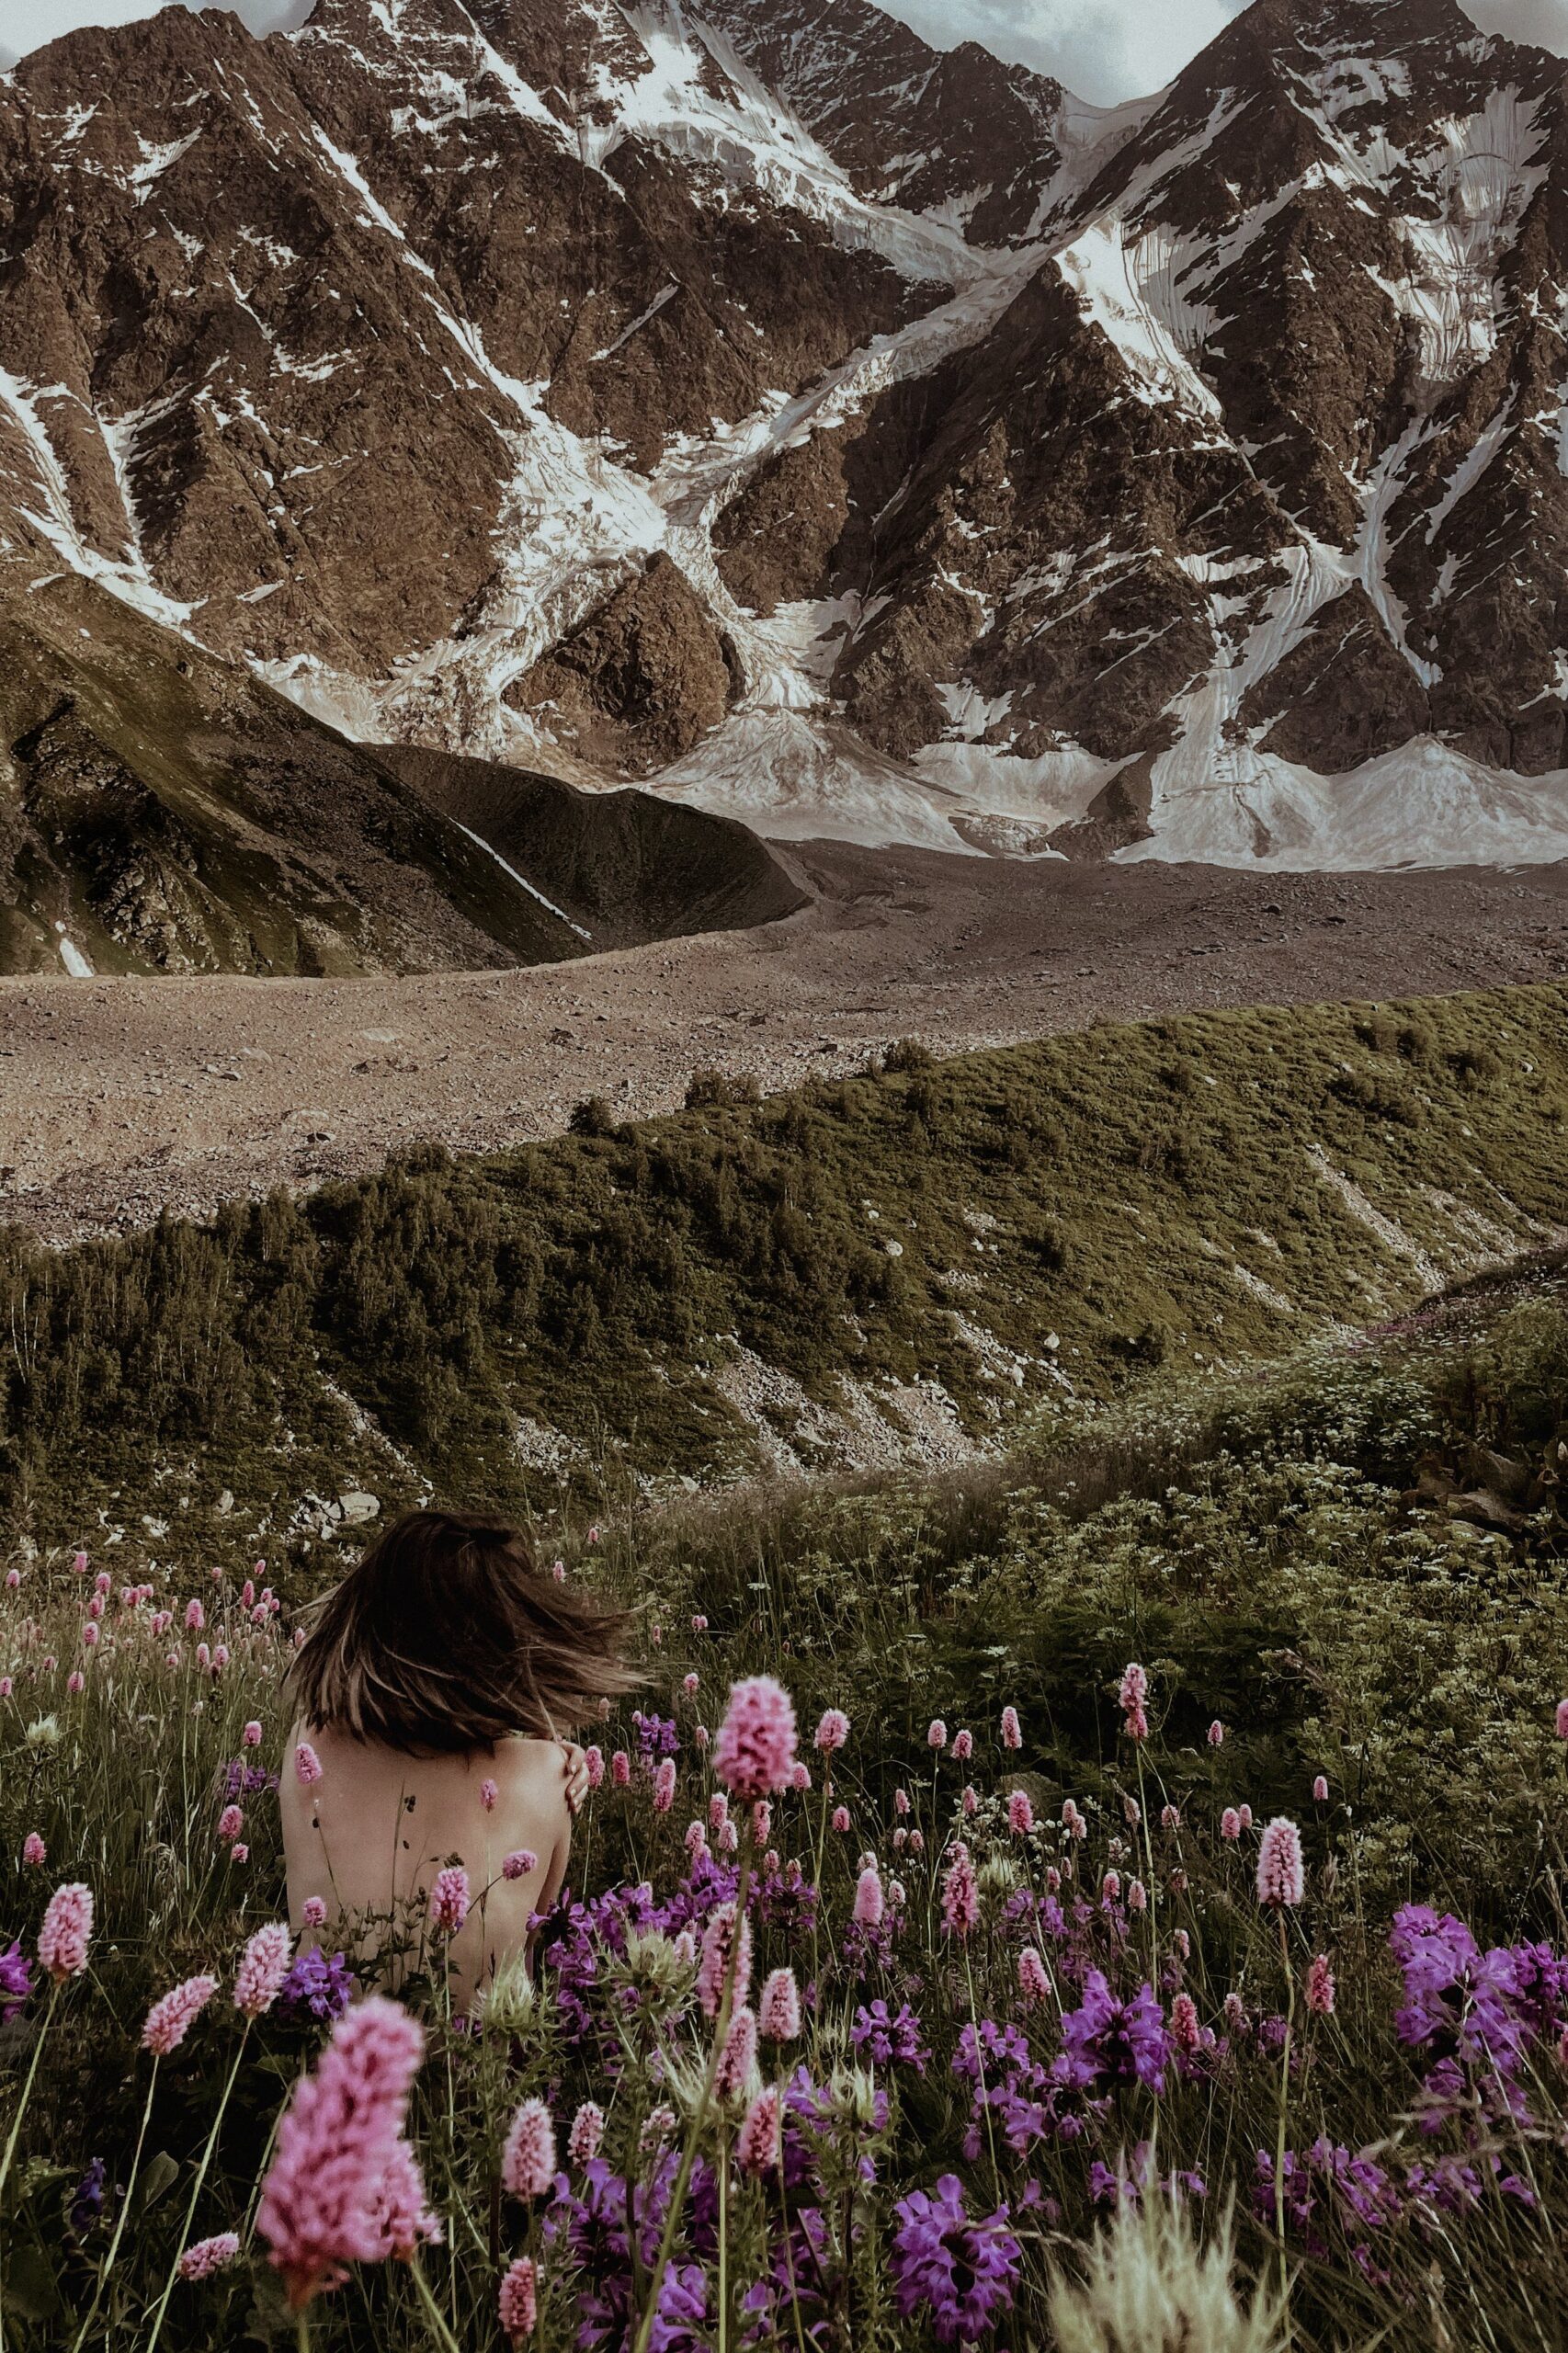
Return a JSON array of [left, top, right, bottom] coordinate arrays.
[[280, 1508, 633, 2007]]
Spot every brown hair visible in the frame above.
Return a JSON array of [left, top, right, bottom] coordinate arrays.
[[289, 1510, 636, 1755]]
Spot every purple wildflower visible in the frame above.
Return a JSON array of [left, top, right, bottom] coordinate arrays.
[[890, 2174, 1020, 2343]]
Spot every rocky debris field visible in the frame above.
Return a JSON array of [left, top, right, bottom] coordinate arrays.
[[5, 843, 1568, 1242]]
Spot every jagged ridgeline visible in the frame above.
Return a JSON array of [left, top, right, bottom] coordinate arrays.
[[2, 985, 1566, 1565]]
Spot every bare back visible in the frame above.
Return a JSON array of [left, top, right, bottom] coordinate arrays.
[[280, 1720, 573, 2009]]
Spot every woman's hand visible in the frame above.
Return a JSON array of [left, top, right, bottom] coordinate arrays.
[[559, 1741, 590, 1816]]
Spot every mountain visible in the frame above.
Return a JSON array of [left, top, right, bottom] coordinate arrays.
[[5, 0, 1568, 869]]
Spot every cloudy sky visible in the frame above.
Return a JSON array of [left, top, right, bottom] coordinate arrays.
[[3, 0, 1568, 102]]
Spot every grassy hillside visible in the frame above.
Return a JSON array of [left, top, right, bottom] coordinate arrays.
[[2, 982, 1566, 1570]]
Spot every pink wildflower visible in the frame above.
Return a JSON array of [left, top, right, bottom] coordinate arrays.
[[714, 1676, 798, 1802], [503, 1849, 539, 1881], [752, 1800, 771, 1842], [1238, 1803, 1254, 1830], [218, 1805, 244, 1843], [429, 1866, 471, 1936], [1001, 1705, 1022, 1751], [717, 1818, 738, 1854], [715, 2003, 758, 2097], [21, 1832, 45, 1868], [1221, 1807, 1242, 1842], [185, 1599, 204, 1632], [1101, 1870, 1121, 1903], [1170, 1993, 1202, 2055], [568, 2102, 605, 2165], [232, 1845, 249, 1863], [67, 1671, 85, 1694], [243, 1721, 263, 1748], [685, 1823, 708, 1858], [736, 2085, 781, 2177], [143, 1972, 219, 2056], [610, 1750, 631, 1787], [682, 1672, 699, 1697], [177, 2234, 241, 2280], [790, 1760, 812, 1790], [0, 1677, 11, 1699], [1128, 1879, 1147, 1914], [502, 2098, 556, 2200], [499, 2256, 538, 2343], [962, 1784, 979, 1816], [831, 1805, 851, 1834], [1256, 1817, 1305, 1908], [480, 1779, 498, 1813], [927, 1719, 948, 1750], [1312, 1775, 1329, 1803], [847, 1854, 885, 1929], [710, 1793, 729, 1830], [1007, 1790, 1035, 1836], [585, 1745, 604, 1789], [1208, 1719, 1224, 1746], [1306, 1954, 1335, 2016], [38, 1882, 93, 1981], [940, 1843, 979, 1938], [301, 1896, 328, 1928], [1062, 1799, 1086, 1841], [1557, 1699, 1568, 1741], [893, 1788, 910, 1818], [82, 1620, 99, 1647], [814, 1708, 849, 1753], [369, 2142, 441, 2260], [551, 1561, 566, 1583], [1224, 1991, 1246, 2036], [653, 1758, 676, 1814], [235, 1923, 293, 2019], [952, 1729, 973, 1762], [72, 1551, 88, 1574], [691, 1614, 708, 1632], [294, 1742, 324, 1788], [1017, 1948, 1050, 2007], [1118, 1661, 1150, 1741], [1161, 1803, 1181, 1830], [697, 1902, 752, 2020], [4, 1570, 17, 1592], [759, 1967, 801, 2041]]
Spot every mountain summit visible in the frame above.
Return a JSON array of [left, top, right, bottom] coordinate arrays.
[[5, 0, 1568, 866]]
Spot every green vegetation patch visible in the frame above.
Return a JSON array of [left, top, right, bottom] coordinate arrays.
[[3, 983, 1566, 1564]]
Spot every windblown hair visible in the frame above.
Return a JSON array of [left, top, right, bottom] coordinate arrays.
[[289, 1510, 636, 1755]]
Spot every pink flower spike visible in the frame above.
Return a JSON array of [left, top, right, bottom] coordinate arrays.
[[714, 1676, 798, 1802], [235, 1923, 294, 2019], [715, 2003, 758, 2097], [231, 1845, 249, 1863], [301, 1896, 328, 1928], [1007, 1790, 1034, 1836], [1118, 1662, 1150, 1741], [502, 1849, 539, 1881], [927, 1719, 948, 1750], [67, 1671, 85, 1694], [142, 1973, 219, 2056], [369, 2142, 441, 2261], [72, 1552, 88, 1575], [502, 2098, 556, 2200], [1238, 1803, 1254, 1829], [1306, 1954, 1335, 2016], [1001, 1705, 1022, 1751], [1312, 1775, 1329, 1803], [1221, 1807, 1242, 1842], [479, 1779, 498, 1813], [294, 1742, 324, 1788], [653, 1758, 676, 1814], [736, 2084, 781, 2177], [610, 1750, 631, 1788], [568, 2102, 605, 2165], [1170, 1993, 1202, 2055], [1256, 1816, 1305, 1908], [940, 1844, 979, 1938], [1017, 1948, 1050, 2007], [499, 2255, 538, 2343], [22, 1832, 45, 1868], [831, 1805, 851, 1834], [218, 1805, 244, 1843], [759, 1966, 801, 2041], [813, 1708, 849, 1754], [429, 1866, 471, 1937], [38, 1882, 93, 1981], [790, 1760, 811, 1791], [585, 1746, 604, 1789], [697, 1902, 752, 2020], [177, 2233, 241, 2280], [243, 1721, 263, 1749], [1208, 1720, 1224, 1747], [1556, 1698, 1568, 1741]]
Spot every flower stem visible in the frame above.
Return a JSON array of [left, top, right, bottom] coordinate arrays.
[[0, 1976, 62, 2353], [1274, 1911, 1295, 2318], [69, 2056, 160, 2353], [143, 2023, 250, 2353], [409, 2254, 467, 2353]]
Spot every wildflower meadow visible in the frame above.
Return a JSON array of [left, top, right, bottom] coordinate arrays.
[[6, 1434, 1568, 2353]]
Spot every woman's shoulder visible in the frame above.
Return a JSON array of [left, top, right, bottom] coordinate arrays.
[[494, 1736, 574, 1800]]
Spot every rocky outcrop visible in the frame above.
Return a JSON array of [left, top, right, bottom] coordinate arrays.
[[507, 556, 740, 776]]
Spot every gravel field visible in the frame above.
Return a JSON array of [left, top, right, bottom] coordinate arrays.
[[5, 841, 1568, 1242]]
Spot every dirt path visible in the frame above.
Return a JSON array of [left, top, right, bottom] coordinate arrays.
[[5, 843, 1568, 1241]]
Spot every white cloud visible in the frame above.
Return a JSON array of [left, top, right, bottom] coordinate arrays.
[[2, 0, 1567, 103]]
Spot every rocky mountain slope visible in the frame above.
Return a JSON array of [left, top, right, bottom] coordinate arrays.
[[5, 0, 1568, 869]]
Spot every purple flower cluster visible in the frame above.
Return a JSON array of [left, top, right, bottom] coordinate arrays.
[[0, 1937, 32, 2022], [222, 1756, 278, 1802], [631, 1711, 680, 1761], [1391, 1905, 1568, 2120], [277, 1947, 356, 2023], [850, 1999, 929, 2074], [1060, 1971, 1168, 2094], [890, 2174, 1020, 2344]]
